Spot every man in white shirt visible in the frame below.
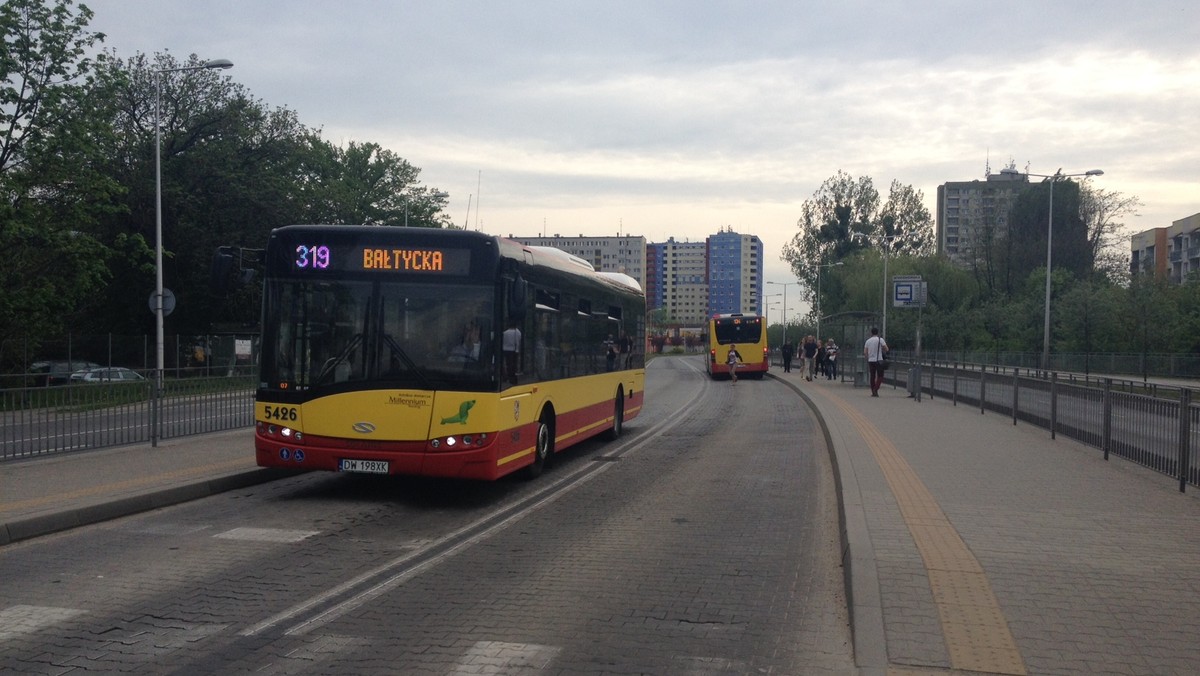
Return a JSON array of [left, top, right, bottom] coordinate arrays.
[[863, 327, 888, 397]]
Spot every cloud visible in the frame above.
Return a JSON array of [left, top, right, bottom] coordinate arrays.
[[83, 0, 1200, 292]]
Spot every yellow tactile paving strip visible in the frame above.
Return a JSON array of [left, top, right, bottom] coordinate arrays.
[[828, 392, 1027, 675]]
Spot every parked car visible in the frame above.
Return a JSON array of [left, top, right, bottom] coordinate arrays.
[[69, 367, 146, 383], [31, 360, 102, 386]]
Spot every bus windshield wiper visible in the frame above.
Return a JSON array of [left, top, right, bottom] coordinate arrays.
[[383, 334, 432, 389]]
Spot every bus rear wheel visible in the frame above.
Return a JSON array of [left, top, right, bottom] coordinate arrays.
[[524, 415, 553, 479], [602, 391, 624, 441]]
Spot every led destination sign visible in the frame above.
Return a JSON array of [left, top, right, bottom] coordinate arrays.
[[292, 244, 471, 275]]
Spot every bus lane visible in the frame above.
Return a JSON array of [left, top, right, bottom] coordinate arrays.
[[0, 355, 853, 673]]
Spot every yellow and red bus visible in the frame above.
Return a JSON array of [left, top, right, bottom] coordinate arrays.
[[705, 313, 768, 379], [253, 225, 645, 480]]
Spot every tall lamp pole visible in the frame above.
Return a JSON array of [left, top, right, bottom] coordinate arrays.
[[1000, 167, 1104, 371], [154, 58, 233, 445], [763, 293, 781, 325], [815, 261, 843, 340], [766, 281, 799, 343]]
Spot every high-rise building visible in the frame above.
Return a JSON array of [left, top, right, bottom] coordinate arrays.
[[936, 170, 1029, 266], [650, 237, 709, 326], [506, 234, 647, 288], [705, 228, 763, 316], [510, 229, 764, 328], [1131, 211, 1200, 284]]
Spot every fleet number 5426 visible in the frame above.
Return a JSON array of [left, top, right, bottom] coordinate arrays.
[[262, 405, 298, 422]]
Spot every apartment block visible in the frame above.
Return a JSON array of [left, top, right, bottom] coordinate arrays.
[[648, 238, 709, 326], [705, 228, 763, 317], [936, 170, 1029, 266], [1131, 212, 1200, 283]]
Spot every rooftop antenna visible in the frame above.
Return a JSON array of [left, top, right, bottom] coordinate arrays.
[[985, 148, 991, 177]]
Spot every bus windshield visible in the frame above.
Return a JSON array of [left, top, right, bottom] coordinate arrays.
[[261, 279, 496, 392], [712, 318, 763, 345]]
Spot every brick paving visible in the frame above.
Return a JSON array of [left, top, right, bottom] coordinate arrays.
[[778, 369, 1200, 675], [4, 364, 1200, 674]]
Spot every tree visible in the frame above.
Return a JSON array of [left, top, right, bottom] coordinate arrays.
[[1007, 177, 1092, 289], [77, 51, 315, 336], [878, 180, 935, 256], [0, 0, 114, 367], [1054, 278, 1123, 372], [782, 171, 935, 319], [1080, 185, 1141, 284], [298, 139, 451, 227]]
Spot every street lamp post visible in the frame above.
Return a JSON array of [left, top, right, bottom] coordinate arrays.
[[1000, 167, 1104, 371], [851, 231, 907, 339], [763, 293, 781, 324], [815, 261, 843, 340], [766, 281, 800, 344], [154, 58, 233, 445]]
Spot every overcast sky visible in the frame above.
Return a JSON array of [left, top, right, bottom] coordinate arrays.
[[84, 0, 1199, 316]]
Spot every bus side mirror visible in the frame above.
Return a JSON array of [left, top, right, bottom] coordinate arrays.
[[508, 277, 528, 321]]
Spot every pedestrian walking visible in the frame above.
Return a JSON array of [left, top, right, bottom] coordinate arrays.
[[815, 339, 826, 379], [863, 327, 888, 396], [802, 335, 818, 381], [780, 339, 794, 373]]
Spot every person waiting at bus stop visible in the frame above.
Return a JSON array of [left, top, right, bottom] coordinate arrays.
[[824, 338, 839, 380]]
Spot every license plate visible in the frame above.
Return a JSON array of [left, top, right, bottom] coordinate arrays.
[[339, 459, 389, 474]]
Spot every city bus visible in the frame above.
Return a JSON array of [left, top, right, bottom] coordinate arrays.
[[705, 313, 768, 379], [253, 225, 645, 480]]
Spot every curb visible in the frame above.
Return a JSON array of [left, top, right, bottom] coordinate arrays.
[[0, 468, 294, 547], [767, 372, 887, 674]]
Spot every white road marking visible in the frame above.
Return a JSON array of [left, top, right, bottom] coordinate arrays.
[[0, 605, 85, 640], [450, 641, 561, 674], [214, 527, 319, 543]]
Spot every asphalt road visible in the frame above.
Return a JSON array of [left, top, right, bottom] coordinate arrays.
[[0, 356, 854, 674]]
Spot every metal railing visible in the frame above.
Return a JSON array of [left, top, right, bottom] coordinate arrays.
[[1, 374, 256, 462], [881, 357, 1199, 492], [7, 354, 1199, 496]]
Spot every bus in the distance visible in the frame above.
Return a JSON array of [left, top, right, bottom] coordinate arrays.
[[253, 225, 645, 480], [706, 313, 768, 379]]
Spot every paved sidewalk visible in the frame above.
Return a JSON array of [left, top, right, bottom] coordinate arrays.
[[0, 428, 288, 546], [3, 371, 1199, 674], [773, 369, 1200, 676]]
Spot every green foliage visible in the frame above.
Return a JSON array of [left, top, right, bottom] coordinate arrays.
[[0, 3, 457, 359], [782, 171, 936, 316], [0, 0, 116, 366], [1007, 179, 1091, 289]]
